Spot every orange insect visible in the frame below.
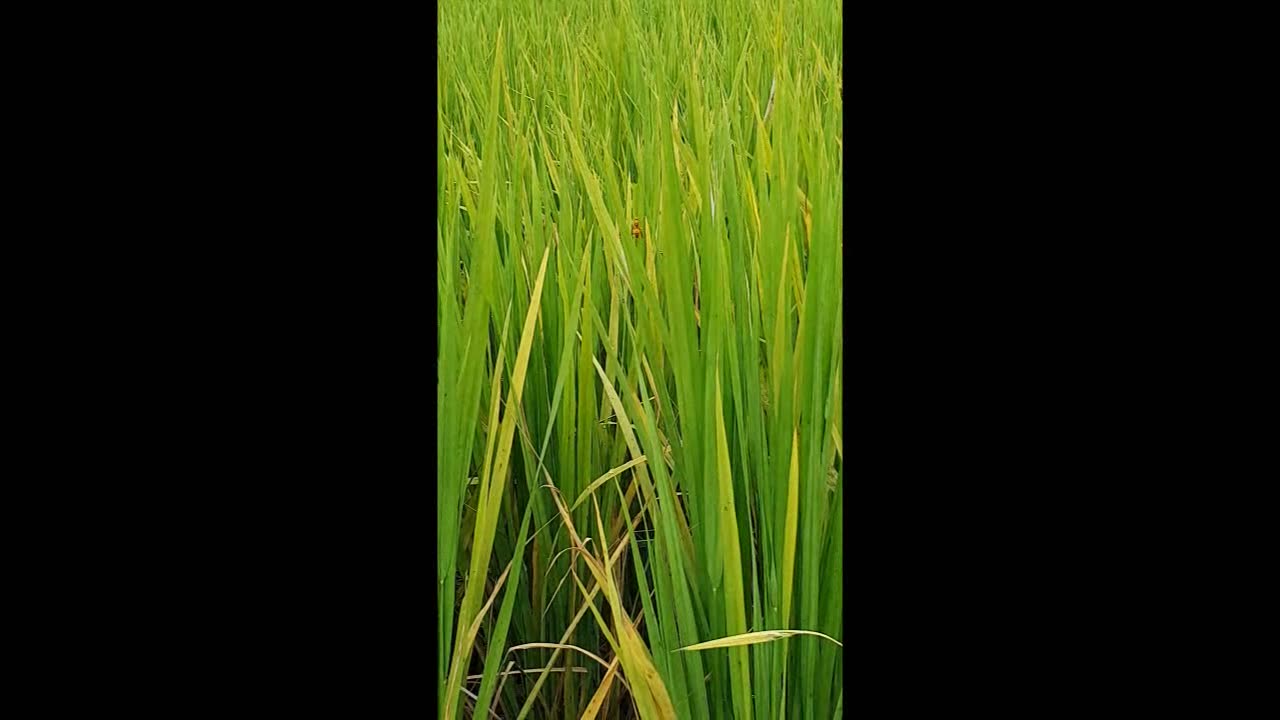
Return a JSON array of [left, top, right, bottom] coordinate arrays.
[[631, 218, 642, 240]]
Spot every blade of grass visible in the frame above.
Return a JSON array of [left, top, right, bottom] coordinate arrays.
[[675, 629, 843, 652]]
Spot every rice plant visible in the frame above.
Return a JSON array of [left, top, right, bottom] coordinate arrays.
[[438, 0, 842, 717]]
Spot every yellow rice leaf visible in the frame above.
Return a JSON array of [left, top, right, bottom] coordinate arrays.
[[675, 629, 843, 652]]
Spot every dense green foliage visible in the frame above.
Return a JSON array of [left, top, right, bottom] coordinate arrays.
[[438, 0, 842, 717]]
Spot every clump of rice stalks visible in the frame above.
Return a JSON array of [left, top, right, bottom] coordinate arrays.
[[439, 0, 842, 717]]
